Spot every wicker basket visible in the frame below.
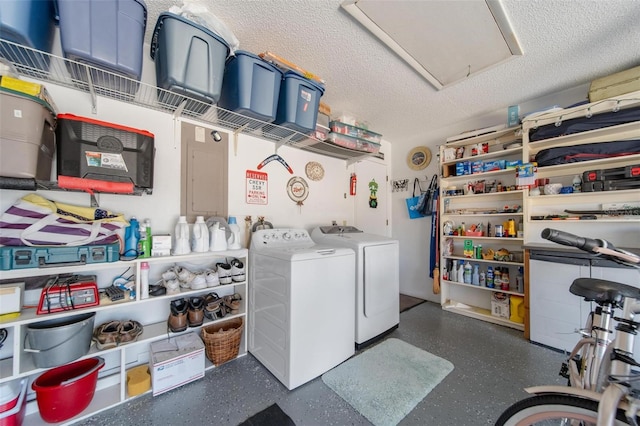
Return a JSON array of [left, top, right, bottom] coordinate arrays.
[[200, 317, 243, 366]]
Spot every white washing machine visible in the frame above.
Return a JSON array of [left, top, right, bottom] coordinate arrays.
[[249, 228, 355, 390], [311, 225, 399, 348]]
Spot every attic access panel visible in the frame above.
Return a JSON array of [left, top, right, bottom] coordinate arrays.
[[341, 0, 523, 89]]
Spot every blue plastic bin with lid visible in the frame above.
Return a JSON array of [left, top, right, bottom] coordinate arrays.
[[218, 51, 283, 124], [0, 0, 56, 72], [151, 12, 230, 112], [56, 0, 147, 94], [274, 70, 325, 136]]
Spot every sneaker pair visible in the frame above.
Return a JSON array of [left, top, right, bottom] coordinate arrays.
[[168, 297, 205, 333], [166, 266, 207, 290], [205, 268, 220, 287], [93, 320, 143, 350], [216, 259, 245, 284]]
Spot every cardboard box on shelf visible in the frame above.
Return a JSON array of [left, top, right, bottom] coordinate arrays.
[[150, 332, 205, 396]]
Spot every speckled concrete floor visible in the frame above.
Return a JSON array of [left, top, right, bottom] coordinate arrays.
[[76, 301, 566, 426]]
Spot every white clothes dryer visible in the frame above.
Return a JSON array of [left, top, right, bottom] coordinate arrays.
[[249, 228, 355, 390], [311, 226, 399, 348]]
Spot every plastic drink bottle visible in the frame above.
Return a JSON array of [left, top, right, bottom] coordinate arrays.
[[173, 216, 191, 255], [191, 216, 209, 252], [124, 217, 140, 258], [140, 262, 149, 299], [227, 216, 241, 250]]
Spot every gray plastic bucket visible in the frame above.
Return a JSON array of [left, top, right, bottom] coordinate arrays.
[[25, 312, 95, 368]]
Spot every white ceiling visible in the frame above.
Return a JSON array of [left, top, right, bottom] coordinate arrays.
[[144, 0, 640, 152]]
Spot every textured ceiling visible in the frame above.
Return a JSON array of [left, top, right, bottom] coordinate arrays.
[[144, 0, 640, 151]]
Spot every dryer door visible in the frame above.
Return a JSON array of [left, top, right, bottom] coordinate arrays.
[[363, 242, 399, 317]]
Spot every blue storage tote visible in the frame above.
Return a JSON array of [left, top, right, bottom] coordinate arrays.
[[0, 0, 56, 71], [274, 70, 325, 135], [151, 12, 230, 110], [218, 51, 283, 123], [57, 0, 147, 92]]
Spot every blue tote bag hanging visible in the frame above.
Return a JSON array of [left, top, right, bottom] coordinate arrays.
[[405, 178, 426, 219]]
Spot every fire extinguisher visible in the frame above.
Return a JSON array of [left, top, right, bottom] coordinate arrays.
[[350, 173, 357, 196]]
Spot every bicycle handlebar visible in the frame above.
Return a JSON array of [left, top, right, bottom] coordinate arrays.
[[541, 228, 606, 252], [541, 228, 640, 267]]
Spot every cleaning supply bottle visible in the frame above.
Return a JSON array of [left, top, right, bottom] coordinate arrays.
[[209, 222, 227, 251], [516, 267, 524, 293], [173, 216, 191, 255], [463, 261, 472, 284], [227, 216, 241, 249], [138, 219, 151, 258], [124, 217, 140, 258], [457, 260, 465, 283], [472, 264, 479, 286], [479, 269, 486, 287], [486, 266, 494, 288], [140, 261, 149, 299], [191, 216, 209, 253]]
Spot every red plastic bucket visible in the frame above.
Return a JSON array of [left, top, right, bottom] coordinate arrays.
[[32, 357, 104, 423]]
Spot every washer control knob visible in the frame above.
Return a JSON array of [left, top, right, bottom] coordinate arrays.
[[282, 232, 291, 241]]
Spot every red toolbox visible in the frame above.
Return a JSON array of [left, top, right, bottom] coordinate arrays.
[[56, 114, 155, 193]]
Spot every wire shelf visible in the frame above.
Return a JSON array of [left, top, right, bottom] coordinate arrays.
[[0, 39, 380, 161]]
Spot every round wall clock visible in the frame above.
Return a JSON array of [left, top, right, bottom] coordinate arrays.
[[407, 146, 432, 170], [286, 176, 309, 205]]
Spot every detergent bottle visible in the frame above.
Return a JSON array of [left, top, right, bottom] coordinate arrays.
[[191, 216, 209, 252], [124, 217, 140, 258], [173, 216, 191, 255], [227, 216, 241, 250]]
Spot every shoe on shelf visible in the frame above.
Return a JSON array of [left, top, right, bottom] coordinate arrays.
[[187, 296, 205, 327], [216, 262, 232, 285], [162, 267, 178, 281], [119, 320, 144, 345], [190, 272, 207, 290], [230, 258, 245, 282], [203, 292, 226, 320], [168, 298, 188, 332], [149, 283, 167, 297], [205, 268, 220, 287], [223, 293, 243, 314], [176, 266, 196, 289], [93, 320, 121, 350], [163, 278, 181, 295]]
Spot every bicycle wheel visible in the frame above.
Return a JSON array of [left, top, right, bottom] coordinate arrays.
[[496, 394, 634, 425]]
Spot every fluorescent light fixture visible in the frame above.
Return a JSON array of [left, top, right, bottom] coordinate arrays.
[[341, 0, 523, 90]]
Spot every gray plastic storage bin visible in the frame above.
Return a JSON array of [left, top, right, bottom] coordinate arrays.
[[274, 70, 325, 138], [218, 51, 283, 124], [151, 12, 230, 112], [57, 0, 147, 93], [0, 88, 56, 180], [0, 0, 56, 72]]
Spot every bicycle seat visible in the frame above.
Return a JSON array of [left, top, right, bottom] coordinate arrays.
[[570, 277, 640, 306]]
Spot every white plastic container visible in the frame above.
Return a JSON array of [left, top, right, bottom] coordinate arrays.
[[209, 222, 227, 252], [173, 216, 191, 255], [191, 216, 209, 253], [227, 216, 241, 250]]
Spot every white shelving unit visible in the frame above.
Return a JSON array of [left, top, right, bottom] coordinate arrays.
[[0, 249, 248, 425], [439, 126, 526, 331], [0, 38, 380, 163]]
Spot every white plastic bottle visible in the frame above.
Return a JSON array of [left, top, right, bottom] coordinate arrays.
[[173, 216, 191, 255], [140, 261, 150, 299], [463, 261, 472, 284], [227, 216, 241, 250], [191, 216, 209, 252]]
